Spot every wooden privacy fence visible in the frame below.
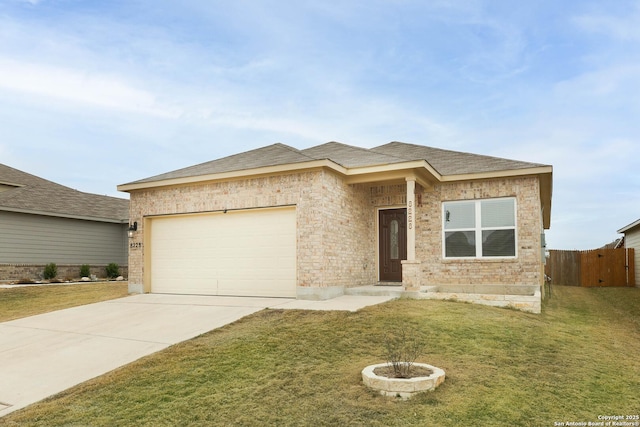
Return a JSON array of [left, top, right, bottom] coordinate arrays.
[[545, 248, 635, 287]]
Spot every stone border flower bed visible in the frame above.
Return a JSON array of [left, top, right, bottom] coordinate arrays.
[[362, 362, 445, 399]]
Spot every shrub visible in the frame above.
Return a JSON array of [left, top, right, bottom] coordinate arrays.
[[105, 263, 120, 279], [79, 264, 91, 277], [16, 278, 35, 284], [43, 263, 58, 280], [382, 326, 424, 378]]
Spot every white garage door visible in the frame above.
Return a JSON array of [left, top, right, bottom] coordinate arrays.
[[149, 207, 296, 297]]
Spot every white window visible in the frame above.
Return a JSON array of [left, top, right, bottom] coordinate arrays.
[[443, 198, 517, 258]]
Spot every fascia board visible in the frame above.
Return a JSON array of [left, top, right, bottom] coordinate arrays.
[[539, 171, 553, 230], [439, 166, 553, 182], [343, 160, 439, 188], [618, 218, 640, 234], [344, 160, 440, 178], [120, 160, 552, 194], [118, 160, 438, 193]]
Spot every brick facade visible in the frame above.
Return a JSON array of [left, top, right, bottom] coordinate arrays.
[[128, 170, 395, 294], [318, 171, 375, 288], [417, 177, 543, 287], [128, 169, 544, 297]]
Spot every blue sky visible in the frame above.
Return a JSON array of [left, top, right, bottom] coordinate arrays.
[[1, 0, 639, 250]]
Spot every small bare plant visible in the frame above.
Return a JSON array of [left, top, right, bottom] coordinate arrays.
[[383, 326, 424, 378]]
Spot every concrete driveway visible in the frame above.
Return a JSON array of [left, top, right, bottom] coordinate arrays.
[[0, 292, 393, 417]]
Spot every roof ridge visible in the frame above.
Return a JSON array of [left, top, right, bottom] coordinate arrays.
[[273, 142, 318, 161], [0, 163, 72, 191], [368, 142, 417, 162], [369, 141, 443, 174], [0, 163, 129, 200], [308, 141, 374, 156]]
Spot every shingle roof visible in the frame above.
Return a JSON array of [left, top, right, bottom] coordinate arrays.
[[123, 141, 549, 186], [371, 142, 546, 175], [0, 163, 129, 222], [130, 143, 316, 184], [300, 141, 406, 168]]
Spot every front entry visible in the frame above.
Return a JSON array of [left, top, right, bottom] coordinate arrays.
[[379, 208, 407, 282]]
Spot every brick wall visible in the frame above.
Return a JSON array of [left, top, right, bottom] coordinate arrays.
[[129, 170, 358, 289], [319, 171, 376, 287], [128, 170, 544, 294], [415, 176, 543, 287], [369, 184, 406, 206]]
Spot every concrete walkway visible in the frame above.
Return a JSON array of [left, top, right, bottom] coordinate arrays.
[[0, 293, 394, 417]]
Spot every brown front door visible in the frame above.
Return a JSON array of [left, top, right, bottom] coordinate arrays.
[[379, 208, 407, 282]]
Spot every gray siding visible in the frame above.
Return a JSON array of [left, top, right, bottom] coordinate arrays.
[[0, 211, 128, 265], [626, 227, 640, 286]]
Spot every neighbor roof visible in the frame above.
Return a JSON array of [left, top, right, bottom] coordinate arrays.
[[0, 163, 129, 222], [123, 141, 549, 185]]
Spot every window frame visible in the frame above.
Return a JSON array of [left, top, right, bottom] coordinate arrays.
[[442, 197, 518, 259]]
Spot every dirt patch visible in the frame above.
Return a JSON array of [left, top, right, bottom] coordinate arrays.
[[373, 364, 434, 379]]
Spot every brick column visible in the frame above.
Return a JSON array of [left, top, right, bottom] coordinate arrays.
[[406, 178, 416, 261], [402, 260, 422, 292], [403, 178, 421, 292]]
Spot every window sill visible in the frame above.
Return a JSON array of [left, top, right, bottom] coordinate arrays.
[[442, 257, 518, 263]]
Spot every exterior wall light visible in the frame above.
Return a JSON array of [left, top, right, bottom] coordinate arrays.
[[128, 221, 138, 238]]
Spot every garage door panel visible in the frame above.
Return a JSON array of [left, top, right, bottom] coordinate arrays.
[[150, 207, 296, 297]]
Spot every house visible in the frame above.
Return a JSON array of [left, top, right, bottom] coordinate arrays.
[[0, 163, 129, 281], [118, 141, 552, 311], [617, 218, 640, 287]]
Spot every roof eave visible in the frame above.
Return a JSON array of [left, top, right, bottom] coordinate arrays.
[[343, 160, 438, 189], [119, 162, 553, 223], [0, 206, 129, 224], [117, 159, 347, 192], [441, 166, 553, 229], [439, 165, 552, 182], [618, 218, 640, 234]]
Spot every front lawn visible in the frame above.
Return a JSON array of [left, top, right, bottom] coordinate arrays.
[[3, 286, 639, 426], [0, 282, 129, 322]]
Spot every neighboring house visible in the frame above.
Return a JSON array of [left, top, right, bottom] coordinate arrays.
[[617, 218, 640, 287], [0, 163, 129, 281], [118, 141, 552, 310]]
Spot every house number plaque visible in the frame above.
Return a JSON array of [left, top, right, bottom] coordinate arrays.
[[408, 200, 413, 230], [129, 242, 143, 249]]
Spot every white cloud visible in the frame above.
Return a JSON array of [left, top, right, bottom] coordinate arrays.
[[0, 58, 180, 118], [574, 3, 640, 41], [554, 64, 640, 100]]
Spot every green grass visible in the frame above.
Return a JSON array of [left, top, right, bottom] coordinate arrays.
[[0, 282, 129, 322], [2, 286, 639, 426]]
